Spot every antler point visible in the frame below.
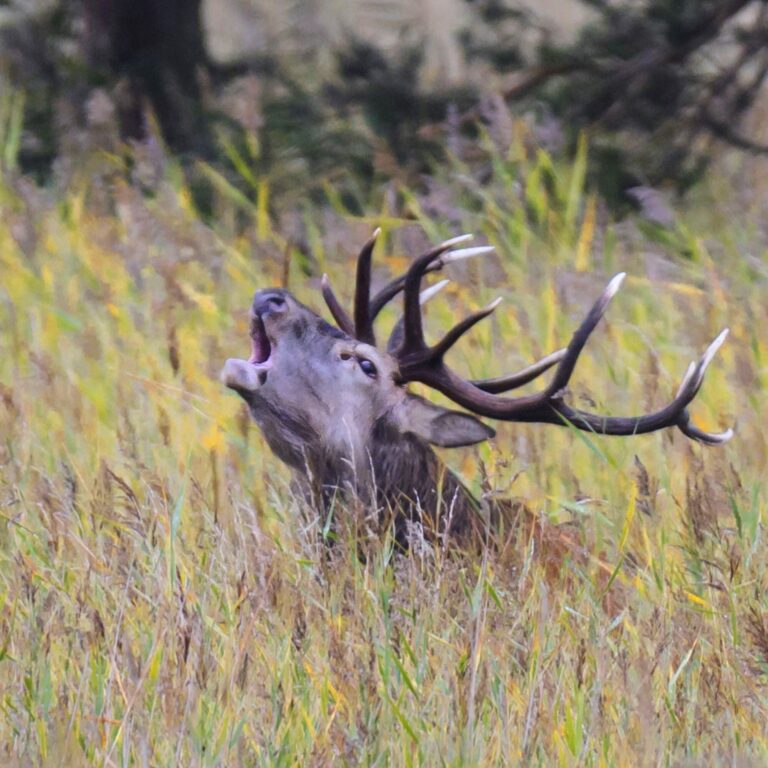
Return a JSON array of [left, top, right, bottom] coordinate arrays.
[[675, 361, 697, 397], [441, 233, 474, 248], [718, 427, 735, 442], [701, 329, 729, 371], [444, 245, 495, 263], [419, 279, 450, 305], [606, 272, 626, 298]]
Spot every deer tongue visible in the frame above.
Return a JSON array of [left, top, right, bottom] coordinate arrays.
[[249, 315, 272, 365]]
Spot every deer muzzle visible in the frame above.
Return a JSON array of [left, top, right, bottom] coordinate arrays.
[[220, 357, 269, 392]]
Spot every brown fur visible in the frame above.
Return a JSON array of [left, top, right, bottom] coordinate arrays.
[[222, 288, 491, 542]]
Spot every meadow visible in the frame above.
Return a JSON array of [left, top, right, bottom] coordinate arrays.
[[0, 130, 765, 766]]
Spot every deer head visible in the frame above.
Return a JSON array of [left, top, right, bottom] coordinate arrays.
[[222, 229, 732, 531]]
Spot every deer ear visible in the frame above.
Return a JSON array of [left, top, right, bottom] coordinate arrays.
[[397, 394, 495, 447]]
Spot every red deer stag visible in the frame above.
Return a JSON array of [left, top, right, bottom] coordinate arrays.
[[221, 231, 732, 540]]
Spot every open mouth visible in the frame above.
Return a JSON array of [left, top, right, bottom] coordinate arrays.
[[248, 314, 273, 370]]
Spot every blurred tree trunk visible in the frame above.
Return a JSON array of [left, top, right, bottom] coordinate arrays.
[[82, 0, 209, 153]]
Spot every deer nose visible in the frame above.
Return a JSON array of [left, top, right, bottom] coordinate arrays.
[[251, 290, 287, 318]]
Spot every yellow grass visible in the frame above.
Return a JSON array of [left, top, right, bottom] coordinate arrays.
[[0, 141, 765, 766]]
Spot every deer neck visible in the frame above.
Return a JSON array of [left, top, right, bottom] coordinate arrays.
[[366, 418, 479, 538]]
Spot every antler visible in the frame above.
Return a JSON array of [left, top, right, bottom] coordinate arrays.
[[320, 228, 383, 339], [392, 250, 733, 445], [322, 230, 565, 390]]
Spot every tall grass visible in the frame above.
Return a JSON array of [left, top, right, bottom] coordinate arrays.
[[0, 131, 765, 766]]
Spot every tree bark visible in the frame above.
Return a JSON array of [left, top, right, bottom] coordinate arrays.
[[82, 0, 209, 153]]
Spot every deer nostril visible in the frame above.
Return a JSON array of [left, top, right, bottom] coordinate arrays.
[[252, 291, 288, 317]]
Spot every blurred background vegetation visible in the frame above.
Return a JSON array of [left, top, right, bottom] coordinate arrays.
[[2, 0, 768, 209]]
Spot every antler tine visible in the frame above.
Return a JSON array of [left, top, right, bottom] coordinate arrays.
[[353, 228, 380, 345], [396, 273, 733, 444], [321, 274, 355, 336], [399, 243, 462, 355], [397, 242, 497, 357], [397, 271, 622, 389], [678, 415, 734, 444], [418, 278, 452, 304], [670, 330, 734, 444], [545, 273, 626, 397], [471, 348, 567, 392], [322, 231, 491, 343], [550, 328, 733, 441], [368, 239, 493, 321], [387, 279, 450, 354], [428, 298, 503, 361], [458, 273, 623, 399]]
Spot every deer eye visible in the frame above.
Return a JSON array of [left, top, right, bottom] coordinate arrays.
[[358, 358, 377, 378]]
